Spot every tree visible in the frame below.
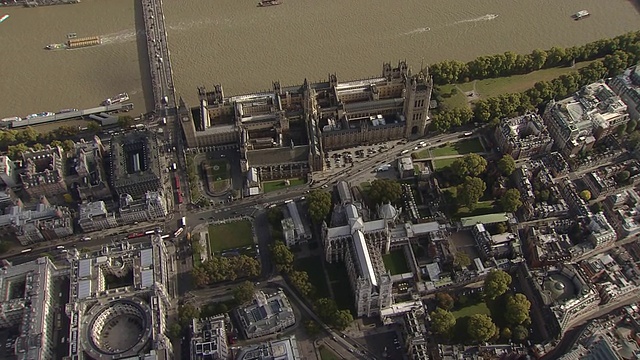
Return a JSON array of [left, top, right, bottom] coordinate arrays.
[[62, 139, 75, 151], [497, 154, 516, 176], [333, 310, 354, 330], [0, 241, 10, 255], [368, 179, 402, 204], [456, 176, 486, 210], [168, 323, 182, 338], [289, 270, 314, 297], [118, 115, 134, 128], [453, 252, 471, 269], [505, 293, 531, 326], [501, 327, 512, 341], [315, 298, 338, 322], [267, 207, 284, 227], [178, 304, 200, 326], [512, 325, 529, 342], [87, 121, 101, 133], [591, 202, 603, 214], [496, 222, 507, 234], [616, 170, 631, 184], [627, 119, 638, 134], [435, 292, 454, 310], [233, 281, 255, 305], [483, 269, 512, 300], [429, 308, 456, 337], [270, 241, 294, 273], [451, 153, 487, 178], [467, 314, 498, 342], [191, 265, 210, 288], [501, 188, 523, 212], [63, 193, 73, 204], [192, 240, 204, 256], [579, 189, 592, 201], [308, 190, 332, 223], [304, 320, 320, 336]]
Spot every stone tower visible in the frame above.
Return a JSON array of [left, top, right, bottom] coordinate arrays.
[[178, 97, 198, 148], [403, 69, 433, 138]]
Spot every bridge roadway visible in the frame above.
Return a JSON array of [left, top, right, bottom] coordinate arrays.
[[141, 0, 188, 211]]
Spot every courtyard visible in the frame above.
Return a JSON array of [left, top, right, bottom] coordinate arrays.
[[382, 250, 410, 275]]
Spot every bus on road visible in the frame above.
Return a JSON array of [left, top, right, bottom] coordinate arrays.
[[180, 217, 186, 228], [174, 228, 184, 237], [21, 248, 32, 253]]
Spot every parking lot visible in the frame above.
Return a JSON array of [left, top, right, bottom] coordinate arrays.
[[323, 140, 403, 173], [357, 328, 405, 360]]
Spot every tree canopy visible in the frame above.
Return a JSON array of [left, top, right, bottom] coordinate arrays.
[[270, 241, 294, 273], [289, 270, 314, 297], [457, 176, 487, 210], [453, 252, 471, 269], [497, 154, 516, 176], [467, 314, 498, 342], [451, 153, 487, 178], [178, 304, 200, 326], [314, 298, 353, 330], [435, 292, 455, 310], [429, 308, 456, 337], [483, 269, 512, 300], [191, 255, 260, 287], [580, 189, 592, 201], [233, 281, 255, 305], [505, 293, 532, 326], [368, 179, 402, 204], [308, 190, 332, 223], [501, 188, 523, 212], [512, 325, 529, 342]]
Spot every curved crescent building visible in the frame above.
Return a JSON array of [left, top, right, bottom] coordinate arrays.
[[66, 235, 173, 360]]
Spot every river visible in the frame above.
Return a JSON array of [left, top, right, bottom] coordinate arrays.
[[0, 0, 638, 119]]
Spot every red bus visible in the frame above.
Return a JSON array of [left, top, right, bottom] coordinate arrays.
[[127, 232, 145, 239], [174, 174, 181, 190], [177, 192, 183, 204]]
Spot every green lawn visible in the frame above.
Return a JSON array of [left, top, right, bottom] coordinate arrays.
[[430, 138, 484, 157], [319, 346, 341, 360], [451, 301, 491, 319], [263, 178, 305, 193], [456, 200, 496, 217], [439, 61, 594, 109], [438, 84, 469, 109], [325, 263, 355, 314], [208, 159, 229, 180], [474, 61, 594, 98], [212, 179, 229, 192], [383, 250, 410, 275], [432, 157, 459, 169], [295, 256, 330, 298], [208, 220, 254, 253]]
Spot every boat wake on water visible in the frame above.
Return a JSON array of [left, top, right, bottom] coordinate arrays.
[[101, 29, 145, 44], [452, 14, 499, 25], [401, 27, 432, 36]]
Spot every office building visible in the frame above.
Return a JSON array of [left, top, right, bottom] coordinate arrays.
[[494, 113, 553, 159], [77, 201, 118, 233], [67, 236, 173, 359], [118, 191, 168, 225], [71, 136, 111, 200], [608, 64, 640, 121], [236, 336, 300, 360], [0, 257, 61, 360], [586, 213, 617, 248], [0, 196, 73, 245], [235, 290, 295, 339], [20, 145, 67, 198], [190, 315, 229, 360], [0, 155, 17, 187], [543, 81, 629, 157], [109, 131, 162, 197]]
